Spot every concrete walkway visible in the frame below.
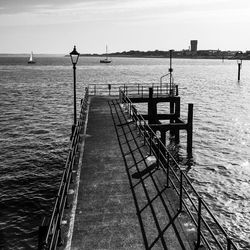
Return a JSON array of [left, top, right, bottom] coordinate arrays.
[[68, 96, 196, 250], [70, 96, 144, 249]]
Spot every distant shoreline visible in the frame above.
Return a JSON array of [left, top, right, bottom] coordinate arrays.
[[1, 53, 249, 60], [0, 54, 65, 57], [80, 54, 249, 60]]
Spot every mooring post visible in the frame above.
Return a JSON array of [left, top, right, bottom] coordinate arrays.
[[237, 61, 241, 81], [175, 85, 179, 96], [187, 103, 193, 157], [236, 52, 243, 81], [148, 87, 157, 124]]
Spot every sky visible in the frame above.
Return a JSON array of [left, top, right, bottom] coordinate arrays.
[[0, 0, 250, 54]]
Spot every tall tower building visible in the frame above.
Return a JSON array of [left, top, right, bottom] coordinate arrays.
[[190, 40, 198, 52]]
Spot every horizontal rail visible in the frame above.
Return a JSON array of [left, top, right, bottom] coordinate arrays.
[[120, 89, 239, 250], [38, 87, 89, 250], [88, 83, 178, 97]]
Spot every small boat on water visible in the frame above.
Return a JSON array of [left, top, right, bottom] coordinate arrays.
[[100, 45, 111, 64], [28, 51, 36, 64]]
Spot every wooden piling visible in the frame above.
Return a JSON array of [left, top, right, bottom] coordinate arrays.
[[175, 85, 179, 96], [238, 63, 241, 81], [148, 88, 157, 124], [187, 103, 193, 157]]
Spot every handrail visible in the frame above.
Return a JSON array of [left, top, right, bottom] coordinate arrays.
[[120, 89, 239, 250], [38, 87, 89, 250], [88, 82, 178, 97]]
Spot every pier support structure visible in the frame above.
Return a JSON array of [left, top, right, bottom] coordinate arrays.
[[130, 87, 193, 158]]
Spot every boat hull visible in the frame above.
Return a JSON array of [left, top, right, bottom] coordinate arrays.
[[100, 59, 111, 63]]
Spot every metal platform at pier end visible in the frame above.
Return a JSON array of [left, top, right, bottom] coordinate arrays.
[[38, 84, 239, 250]]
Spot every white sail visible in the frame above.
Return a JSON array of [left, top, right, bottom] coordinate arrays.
[[29, 52, 33, 62], [28, 51, 35, 64]]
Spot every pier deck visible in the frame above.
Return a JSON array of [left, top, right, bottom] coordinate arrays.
[[68, 96, 195, 250]]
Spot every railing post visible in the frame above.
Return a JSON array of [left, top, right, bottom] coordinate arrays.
[[149, 131, 153, 155], [143, 120, 146, 146], [227, 238, 232, 250], [157, 138, 160, 168], [65, 191, 70, 209], [138, 112, 142, 136], [196, 197, 202, 249], [57, 227, 63, 247], [179, 171, 183, 212], [166, 152, 170, 187], [38, 217, 49, 250]]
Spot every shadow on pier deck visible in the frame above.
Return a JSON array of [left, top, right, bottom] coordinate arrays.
[[70, 96, 145, 249]]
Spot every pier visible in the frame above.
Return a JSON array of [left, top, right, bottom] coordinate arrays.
[[38, 84, 239, 250]]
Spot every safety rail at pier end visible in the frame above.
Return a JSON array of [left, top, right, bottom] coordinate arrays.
[[119, 88, 239, 250], [38, 88, 89, 250], [88, 82, 178, 97]]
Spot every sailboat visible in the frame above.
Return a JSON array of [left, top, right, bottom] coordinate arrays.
[[100, 45, 111, 64], [28, 51, 36, 64]]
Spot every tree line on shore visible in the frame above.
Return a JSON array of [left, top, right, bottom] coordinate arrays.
[[83, 49, 250, 60]]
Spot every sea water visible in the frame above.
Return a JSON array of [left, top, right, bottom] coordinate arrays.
[[0, 56, 249, 249]]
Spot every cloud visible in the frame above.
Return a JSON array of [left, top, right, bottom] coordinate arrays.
[[0, 0, 113, 14], [1, 0, 250, 26], [1, 0, 249, 15]]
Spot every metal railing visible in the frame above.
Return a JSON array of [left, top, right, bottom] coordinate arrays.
[[88, 83, 178, 97], [120, 89, 239, 250], [38, 87, 89, 250]]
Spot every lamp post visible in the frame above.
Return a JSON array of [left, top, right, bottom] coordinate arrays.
[[70, 45, 80, 136], [169, 50, 174, 95]]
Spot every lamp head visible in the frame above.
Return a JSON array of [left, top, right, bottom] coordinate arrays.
[[70, 46, 80, 65]]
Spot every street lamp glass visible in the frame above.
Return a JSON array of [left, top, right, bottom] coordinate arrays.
[[237, 59, 242, 64], [70, 46, 80, 65]]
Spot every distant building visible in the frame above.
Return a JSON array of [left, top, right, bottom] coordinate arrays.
[[190, 40, 198, 52]]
